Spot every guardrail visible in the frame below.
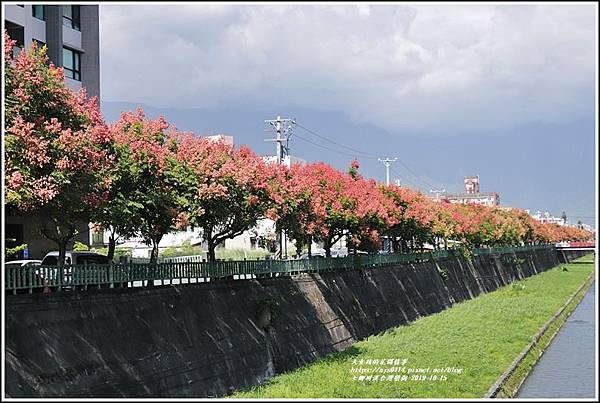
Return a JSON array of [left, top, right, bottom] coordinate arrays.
[[473, 244, 554, 255], [4, 246, 551, 294], [126, 255, 207, 264]]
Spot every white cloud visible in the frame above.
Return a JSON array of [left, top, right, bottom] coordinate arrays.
[[100, 3, 596, 136]]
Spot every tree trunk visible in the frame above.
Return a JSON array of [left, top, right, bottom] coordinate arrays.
[[324, 236, 332, 258], [392, 238, 400, 254], [107, 233, 116, 262], [206, 227, 216, 262], [307, 235, 312, 258], [58, 239, 68, 267], [150, 235, 161, 263], [295, 239, 303, 258]]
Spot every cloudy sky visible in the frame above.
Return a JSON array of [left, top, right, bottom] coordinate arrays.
[[99, 3, 597, 226]]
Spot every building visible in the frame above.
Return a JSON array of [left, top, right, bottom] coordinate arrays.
[[261, 154, 307, 168], [5, 4, 100, 98], [440, 175, 500, 207], [4, 4, 100, 260], [530, 211, 566, 226], [205, 134, 234, 146]]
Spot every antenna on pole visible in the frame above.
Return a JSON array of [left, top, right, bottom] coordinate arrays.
[[378, 157, 398, 186]]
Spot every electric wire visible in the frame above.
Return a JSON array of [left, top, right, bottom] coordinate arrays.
[[295, 122, 380, 160], [292, 121, 462, 192], [292, 132, 375, 160]]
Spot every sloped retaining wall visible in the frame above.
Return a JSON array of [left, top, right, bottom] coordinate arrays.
[[4, 248, 588, 397]]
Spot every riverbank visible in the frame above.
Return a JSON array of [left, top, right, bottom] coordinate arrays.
[[232, 254, 595, 398]]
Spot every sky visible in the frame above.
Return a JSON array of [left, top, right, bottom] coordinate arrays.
[[99, 3, 597, 227]]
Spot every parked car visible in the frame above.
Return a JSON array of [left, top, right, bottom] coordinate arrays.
[[40, 251, 110, 289], [40, 251, 109, 266], [5, 259, 42, 269], [299, 252, 326, 260]]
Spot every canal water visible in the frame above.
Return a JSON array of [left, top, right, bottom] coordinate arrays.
[[516, 282, 596, 398]]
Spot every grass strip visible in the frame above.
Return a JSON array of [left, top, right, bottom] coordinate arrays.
[[231, 254, 595, 398]]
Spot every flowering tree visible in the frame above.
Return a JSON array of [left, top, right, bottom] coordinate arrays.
[[381, 185, 437, 252], [100, 108, 192, 263], [175, 135, 278, 262], [345, 162, 399, 253], [266, 163, 316, 257], [276, 162, 398, 257], [4, 33, 111, 265]]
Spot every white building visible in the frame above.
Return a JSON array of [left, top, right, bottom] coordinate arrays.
[[205, 134, 234, 146], [530, 211, 566, 226], [261, 154, 307, 168]]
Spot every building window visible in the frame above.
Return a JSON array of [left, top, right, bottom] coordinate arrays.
[[6, 22, 24, 58], [62, 47, 81, 81], [92, 228, 105, 245], [62, 5, 80, 31], [32, 5, 45, 20]]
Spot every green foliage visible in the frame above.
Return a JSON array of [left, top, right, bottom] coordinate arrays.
[[5, 238, 27, 260], [160, 240, 204, 258], [73, 241, 89, 251], [455, 244, 475, 262], [215, 248, 270, 261], [91, 246, 133, 263], [255, 297, 281, 326], [437, 265, 449, 280]]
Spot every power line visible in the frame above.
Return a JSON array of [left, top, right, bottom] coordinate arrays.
[[390, 166, 420, 189], [294, 122, 462, 191], [292, 132, 376, 159], [295, 122, 379, 160]]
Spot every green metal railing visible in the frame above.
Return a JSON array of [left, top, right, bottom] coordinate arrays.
[[126, 255, 206, 264], [4, 246, 550, 294], [473, 244, 553, 256]]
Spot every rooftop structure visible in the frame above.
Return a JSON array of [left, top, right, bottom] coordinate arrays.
[[440, 175, 500, 207]]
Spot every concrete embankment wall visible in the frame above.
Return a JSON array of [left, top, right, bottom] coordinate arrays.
[[4, 248, 589, 397]]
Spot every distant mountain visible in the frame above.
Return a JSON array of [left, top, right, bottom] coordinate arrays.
[[101, 100, 596, 228]]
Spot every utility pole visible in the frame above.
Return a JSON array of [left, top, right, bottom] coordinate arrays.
[[429, 189, 446, 201], [265, 116, 295, 260], [378, 157, 397, 186], [264, 116, 295, 164]]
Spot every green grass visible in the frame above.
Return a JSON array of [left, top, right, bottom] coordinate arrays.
[[215, 248, 270, 261], [231, 254, 595, 398]]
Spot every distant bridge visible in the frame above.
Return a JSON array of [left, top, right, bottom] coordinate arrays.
[[555, 241, 596, 251], [555, 241, 595, 264]]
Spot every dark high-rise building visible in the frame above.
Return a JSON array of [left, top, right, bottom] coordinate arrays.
[[4, 4, 100, 99]]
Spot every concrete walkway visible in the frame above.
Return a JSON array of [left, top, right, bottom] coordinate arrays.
[[516, 282, 596, 398]]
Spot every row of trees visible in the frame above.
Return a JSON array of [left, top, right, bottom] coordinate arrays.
[[4, 33, 595, 264]]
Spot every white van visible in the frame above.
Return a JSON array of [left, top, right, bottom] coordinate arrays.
[[40, 251, 109, 266]]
